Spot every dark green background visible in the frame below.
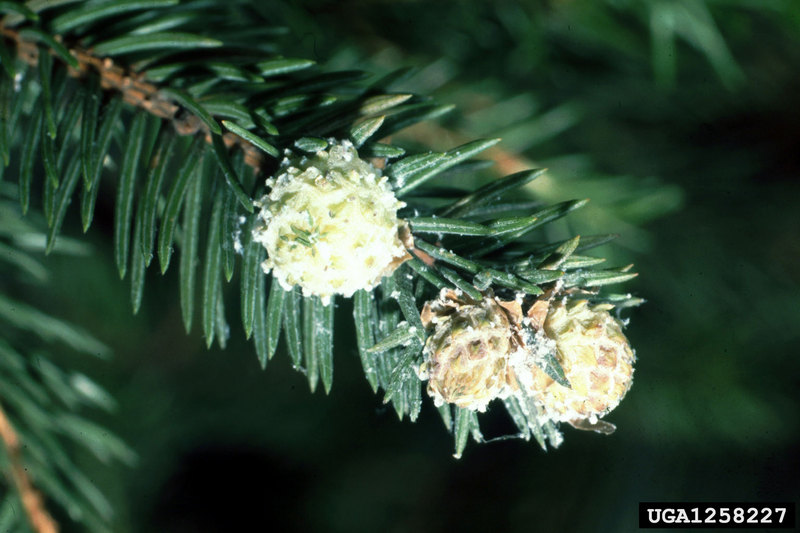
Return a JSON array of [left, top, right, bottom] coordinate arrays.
[[35, 1, 800, 531]]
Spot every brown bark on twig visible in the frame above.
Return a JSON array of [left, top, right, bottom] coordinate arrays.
[[0, 402, 59, 533], [0, 24, 535, 185], [0, 26, 267, 172]]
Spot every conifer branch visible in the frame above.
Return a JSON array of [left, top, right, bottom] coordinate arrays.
[[0, 402, 59, 533], [398, 120, 531, 178], [0, 0, 644, 465], [0, 25, 267, 171]]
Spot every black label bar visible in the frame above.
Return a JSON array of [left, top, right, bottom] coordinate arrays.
[[639, 502, 796, 529]]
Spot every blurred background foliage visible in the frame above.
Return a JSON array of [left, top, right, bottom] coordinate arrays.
[[8, 0, 800, 531]]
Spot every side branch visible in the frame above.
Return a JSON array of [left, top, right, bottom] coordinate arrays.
[[0, 26, 267, 172], [0, 402, 59, 533]]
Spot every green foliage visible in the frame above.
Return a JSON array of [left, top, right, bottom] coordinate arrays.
[[0, 0, 690, 527], [0, 190, 134, 533], [3, 0, 637, 377]]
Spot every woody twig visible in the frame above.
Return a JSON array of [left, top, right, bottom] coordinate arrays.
[[0, 26, 267, 172], [0, 402, 59, 533]]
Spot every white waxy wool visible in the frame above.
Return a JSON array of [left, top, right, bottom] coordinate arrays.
[[252, 140, 408, 305]]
